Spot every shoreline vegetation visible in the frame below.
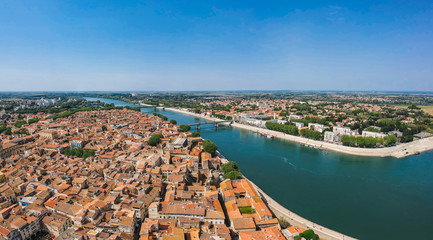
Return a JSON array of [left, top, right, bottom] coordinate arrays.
[[147, 104, 433, 159]]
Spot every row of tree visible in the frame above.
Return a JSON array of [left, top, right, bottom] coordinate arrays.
[[265, 122, 299, 135], [300, 129, 322, 140], [213, 113, 232, 120], [341, 134, 397, 147], [153, 112, 168, 121]]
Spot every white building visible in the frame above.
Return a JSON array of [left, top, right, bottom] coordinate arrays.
[[245, 119, 266, 128], [333, 126, 355, 136], [361, 131, 387, 138], [324, 131, 341, 143], [293, 122, 304, 129], [289, 115, 303, 120], [308, 123, 325, 133]]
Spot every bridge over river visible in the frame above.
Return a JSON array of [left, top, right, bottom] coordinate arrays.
[[187, 120, 233, 130]]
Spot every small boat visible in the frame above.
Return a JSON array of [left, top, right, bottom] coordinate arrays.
[[260, 133, 274, 138]]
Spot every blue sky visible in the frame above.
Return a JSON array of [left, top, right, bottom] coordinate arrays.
[[0, 0, 432, 91]]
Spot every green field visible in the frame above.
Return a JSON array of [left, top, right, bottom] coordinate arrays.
[[394, 105, 433, 115]]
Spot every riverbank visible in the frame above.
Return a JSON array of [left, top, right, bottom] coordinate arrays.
[[156, 105, 433, 159], [216, 152, 356, 240]]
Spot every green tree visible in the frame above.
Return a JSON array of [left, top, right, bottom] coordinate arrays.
[[300, 129, 322, 140], [364, 126, 379, 132], [408, 104, 420, 110], [148, 134, 164, 146], [191, 132, 200, 138], [224, 170, 242, 180], [14, 120, 27, 128], [170, 119, 177, 125], [384, 134, 397, 145], [341, 135, 356, 146], [265, 122, 299, 136], [221, 162, 242, 180], [299, 229, 317, 240], [377, 119, 396, 132], [27, 118, 40, 124], [83, 149, 96, 159], [221, 162, 239, 173], [3, 127, 12, 135], [203, 140, 218, 156], [401, 134, 413, 143], [179, 124, 191, 132]]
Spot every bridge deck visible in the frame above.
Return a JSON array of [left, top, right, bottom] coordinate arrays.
[[188, 120, 232, 126]]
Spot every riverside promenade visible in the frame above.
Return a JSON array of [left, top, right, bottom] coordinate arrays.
[[160, 106, 433, 159]]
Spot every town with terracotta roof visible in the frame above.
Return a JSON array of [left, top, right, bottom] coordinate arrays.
[[0, 108, 315, 240]]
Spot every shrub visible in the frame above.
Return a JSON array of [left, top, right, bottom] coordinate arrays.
[[238, 206, 256, 214]]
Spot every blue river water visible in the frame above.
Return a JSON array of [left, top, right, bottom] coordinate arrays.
[[86, 97, 433, 240]]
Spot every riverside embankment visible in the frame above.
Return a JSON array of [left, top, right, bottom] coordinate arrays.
[[216, 153, 356, 240], [161, 106, 433, 159]]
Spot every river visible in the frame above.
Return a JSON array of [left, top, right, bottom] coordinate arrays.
[[86, 97, 433, 240]]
